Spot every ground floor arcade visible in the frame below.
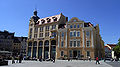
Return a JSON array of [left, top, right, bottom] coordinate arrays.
[[27, 39, 57, 59]]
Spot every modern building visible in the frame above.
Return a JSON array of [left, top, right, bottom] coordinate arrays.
[[26, 10, 104, 60]]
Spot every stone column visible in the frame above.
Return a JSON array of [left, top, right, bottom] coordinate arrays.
[[31, 42, 33, 58], [42, 41, 44, 59], [91, 30, 94, 48], [36, 41, 39, 59], [65, 29, 67, 48], [49, 40, 51, 59], [82, 29, 84, 48]]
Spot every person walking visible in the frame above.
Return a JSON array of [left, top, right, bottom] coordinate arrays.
[[39, 56, 42, 62], [53, 56, 55, 63], [96, 57, 100, 64], [12, 56, 15, 64]]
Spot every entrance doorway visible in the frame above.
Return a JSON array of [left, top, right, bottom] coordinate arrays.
[[73, 50, 77, 59]]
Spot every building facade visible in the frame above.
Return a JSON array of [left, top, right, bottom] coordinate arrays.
[[12, 37, 27, 56], [0, 30, 14, 51], [26, 11, 104, 60], [57, 17, 105, 59], [0, 30, 14, 58]]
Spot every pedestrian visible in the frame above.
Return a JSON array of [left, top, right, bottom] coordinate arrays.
[[16, 56, 19, 63], [96, 57, 100, 64], [68, 57, 70, 61], [39, 56, 42, 62], [89, 56, 91, 61], [53, 56, 55, 63], [19, 54, 23, 63], [12, 56, 15, 64]]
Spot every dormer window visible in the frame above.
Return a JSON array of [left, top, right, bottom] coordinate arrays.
[[52, 17, 57, 22], [46, 18, 51, 23], [35, 21, 39, 25], [41, 19, 45, 24]]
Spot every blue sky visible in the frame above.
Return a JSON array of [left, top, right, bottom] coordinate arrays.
[[0, 0, 120, 44]]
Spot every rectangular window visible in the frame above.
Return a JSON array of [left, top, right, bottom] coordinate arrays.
[[45, 26, 49, 31], [62, 32, 64, 37], [61, 41, 64, 48], [40, 27, 43, 32], [34, 34, 37, 38], [52, 25, 56, 30], [40, 33, 43, 37], [70, 25, 73, 28], [77, 24, 80, 28], [74, 31, 76, 37], [34, 27, 38, 33], [70, 32, 73, 37], [87, 51, 90, 57], [74, 24, 76, 28], [70, 41, 72, 47], [77, 31, 80, 37], [77, 41, 80, 47], [86, 41, 90, 47], [74, 41, 76, 47], [45, 32, 49, 37], [86, 31, 90, 36]]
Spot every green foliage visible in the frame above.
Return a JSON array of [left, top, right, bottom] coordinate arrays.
[[113, 38, 120, 58]]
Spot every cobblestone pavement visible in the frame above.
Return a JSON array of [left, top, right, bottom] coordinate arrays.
[[106, 61, 120, 67], [1, 60, 112, 67]]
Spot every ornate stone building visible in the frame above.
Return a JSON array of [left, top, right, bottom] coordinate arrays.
[[26, 11, 104, 60], [26, 10, 67, 59], [57, 18, 105, 59]]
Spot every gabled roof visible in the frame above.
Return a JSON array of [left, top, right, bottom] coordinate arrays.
[[69, 17, 83, 22]]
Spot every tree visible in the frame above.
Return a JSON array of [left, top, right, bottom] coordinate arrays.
[[113, 38, 120, 58]]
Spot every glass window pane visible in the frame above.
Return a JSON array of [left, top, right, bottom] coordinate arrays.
[[74, 25, 76, 28], [74, 31, 76, 37], [74, 41, 76, 47], [77, 41, 80, 47], [77, 24, 79, 28], [70, 25, 73, 28], [70, 41, 72, 47]]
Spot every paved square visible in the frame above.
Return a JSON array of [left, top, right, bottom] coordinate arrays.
[[1, 60, 112, 67]]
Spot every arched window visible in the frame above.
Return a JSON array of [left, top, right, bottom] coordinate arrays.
[[51, 40, 56, 46], [45, 40, 49, 46], [28, 42, 32, 46], [39, 41, 43, 46], [33, 41, 37, 46]]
